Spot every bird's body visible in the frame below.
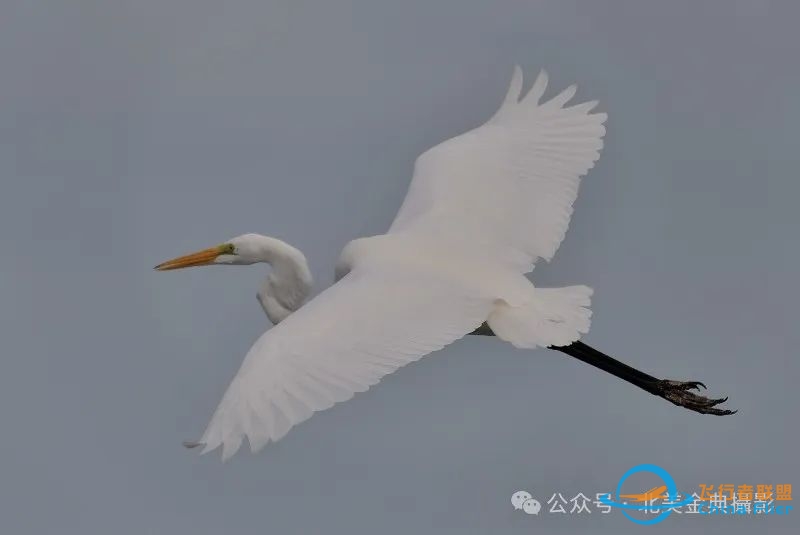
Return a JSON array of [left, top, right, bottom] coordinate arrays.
[[337, 233, 531, 305], [157, 66, 733, 461]]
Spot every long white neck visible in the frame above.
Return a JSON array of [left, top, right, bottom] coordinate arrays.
[[248, 236, 313, 325]]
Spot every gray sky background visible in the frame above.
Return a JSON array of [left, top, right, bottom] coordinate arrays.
[[2, 1, 798, 534]]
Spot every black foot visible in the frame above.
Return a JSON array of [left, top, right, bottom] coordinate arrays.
[[652, 380, 736, 415]]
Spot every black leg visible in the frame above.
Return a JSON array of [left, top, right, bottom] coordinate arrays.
[[469, 323, 735, 415]]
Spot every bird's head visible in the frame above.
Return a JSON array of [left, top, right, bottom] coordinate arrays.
[[154, 233, 275, 270], [154, 233, 313, 324]]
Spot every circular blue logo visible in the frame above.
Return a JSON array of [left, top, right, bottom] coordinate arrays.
[[600, 464, 694, 525]]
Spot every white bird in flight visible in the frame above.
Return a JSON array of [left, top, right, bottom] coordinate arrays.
[[156, 67, 734, 461]]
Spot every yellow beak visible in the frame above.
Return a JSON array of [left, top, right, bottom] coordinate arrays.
[[154, 245, 229, 271]]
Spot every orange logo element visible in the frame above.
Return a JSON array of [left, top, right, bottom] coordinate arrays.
[[619, 485, 669, 503]]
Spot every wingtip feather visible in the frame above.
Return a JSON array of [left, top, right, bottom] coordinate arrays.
[[524, 69, 549, 105], [547, 84, 577, 108], [502, 65, 524, 106]]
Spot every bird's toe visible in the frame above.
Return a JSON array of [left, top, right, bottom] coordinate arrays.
[[654, 379, 735, 416]]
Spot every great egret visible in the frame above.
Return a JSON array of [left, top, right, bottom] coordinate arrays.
[[156, 67, 734, 461]]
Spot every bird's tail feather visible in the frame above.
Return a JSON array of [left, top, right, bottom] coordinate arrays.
[[487, 285, 592, 349]]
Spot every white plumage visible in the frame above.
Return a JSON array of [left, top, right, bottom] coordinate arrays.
[[391, 67, 606, 270], [159, 67, 607, 460]]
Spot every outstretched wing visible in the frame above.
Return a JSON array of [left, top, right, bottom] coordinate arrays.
[[389, 67, 607, 272], [195, 268, 493, 460]]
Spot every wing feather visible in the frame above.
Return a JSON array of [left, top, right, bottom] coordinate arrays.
[[389, 67, 607, 271], [196, 269, 493, 460]]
